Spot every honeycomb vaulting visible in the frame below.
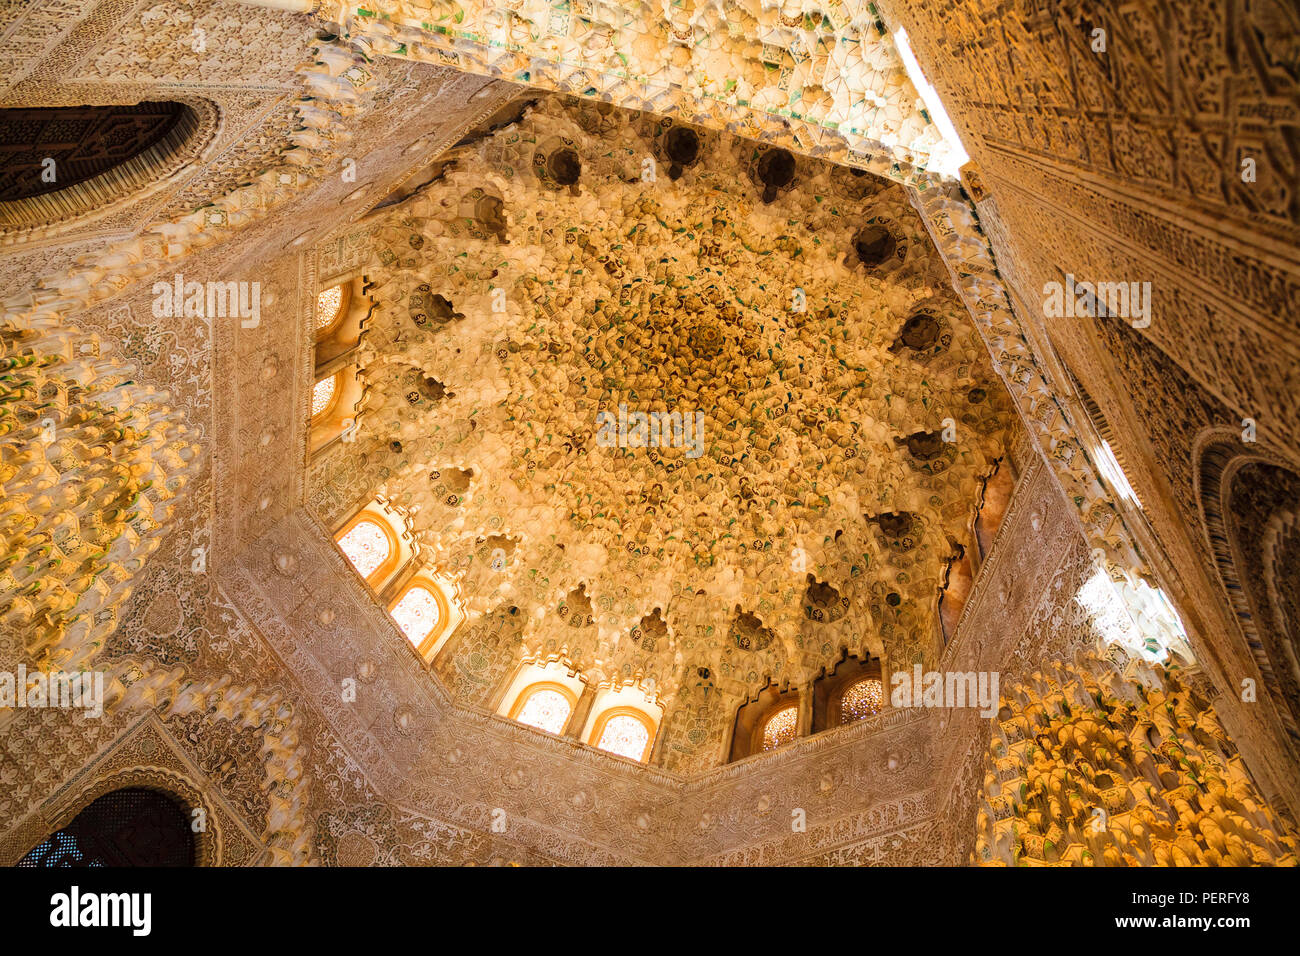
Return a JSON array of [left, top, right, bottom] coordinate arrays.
[[338, 96, 1013, 768]]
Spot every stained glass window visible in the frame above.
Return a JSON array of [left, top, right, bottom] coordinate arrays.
[[515, 688, 571, 735], [595, 713, 651, 761], [761, 704, 798, 751], [338, 518, 390, 580], [311, 375, 337, 418], [841, 678, 883, 722], [316, 284, 344, 331], [392, 584, 441, 645]]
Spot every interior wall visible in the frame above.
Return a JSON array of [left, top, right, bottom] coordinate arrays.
[[6, 0, 1300, 865], [879, 0, 1300, 816]]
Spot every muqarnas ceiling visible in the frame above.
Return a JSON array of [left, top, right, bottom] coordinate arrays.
[[323, 94, 1013, 769]]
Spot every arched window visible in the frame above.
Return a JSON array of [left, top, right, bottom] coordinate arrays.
[[810, 654, 883, 731], [388, 570, 465, 663], [761, 705, 798, 751], [309, 365, 363, 452], [333, 502, 412, 594], [840, 677, 883, 723], [391, 583, 441, 645], [310, 276, 368, 453], [730, 679, 801, 761], [315, 283, 349, 338], [511, 684, 575, 735], [589, 708, 655, 762], [311, 373, 339, 420], [596, 714, 651, 760], [19, 788, 195, 867], [337, 517, 393, 583]]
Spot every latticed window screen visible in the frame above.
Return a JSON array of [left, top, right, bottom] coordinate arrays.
[[761, 705, 798, 751], [311, 375, 338, 417], [515, 689, 572, 734], [338, 518, 390, 578], [316, 284, 344, 331], [18, 787, 196, 867], [841, 677, 884, 722], [595, 714, 651, 760], [391, 584, 441, 645]]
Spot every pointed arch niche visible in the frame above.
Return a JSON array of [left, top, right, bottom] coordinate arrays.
[[0, 99, 219, 235], [812, 653, 885, 731], [729, 680, 803, 761], [18, 783, 205, 867], [1197, 435, 1300, 762], [314, 274, 372, 365]]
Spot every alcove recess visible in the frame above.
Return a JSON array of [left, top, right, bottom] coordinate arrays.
[[311, 275, 372, 455], [811, 653, 883, 732]]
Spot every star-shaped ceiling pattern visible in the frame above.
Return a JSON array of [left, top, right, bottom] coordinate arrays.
[[336, 95, 1012, 726]]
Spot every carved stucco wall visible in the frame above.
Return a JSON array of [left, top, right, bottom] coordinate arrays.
[[4, 0, 1299, 865], [0, 0, 311, 250], [0, 0, 526, 865], [875, 0, 1300, 815]]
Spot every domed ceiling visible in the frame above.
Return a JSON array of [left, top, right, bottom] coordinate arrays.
[[326, 94, 1014, 770]]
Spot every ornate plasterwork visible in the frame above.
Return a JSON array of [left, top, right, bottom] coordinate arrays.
[[330, 93, 1014, 760], [0, 1, 381, 681], [4, 0, 1299, 867], [225, 503, 942, 864], [872, 0, 1300, 808], [1, 4, 505, 866], [924, 455, 1096, 862], [0, 99, 222, 237], [0, 327, 202, 668], [318, 0, 958, 176], [974, 648, 1298, 866], [0, 714, 260, 867], [0, 0, 314, 250]]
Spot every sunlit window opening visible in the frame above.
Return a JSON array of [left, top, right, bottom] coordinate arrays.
[[894, 28, 970, 178], [1150, 585, 1189, 641], [1077, 568, 1140, 648], [595, 713, 651, 761], [514, 688, 572, 735], [338, 519, 391, 580], [1095, 439, 1142, 509], [1076, 569, 1188, 661], [316, 284, 344, 332], [841, 677, 884, 723], [311, 375, 337, 418], [761, 705, 798, 751], [390, 584, 440, 645]]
